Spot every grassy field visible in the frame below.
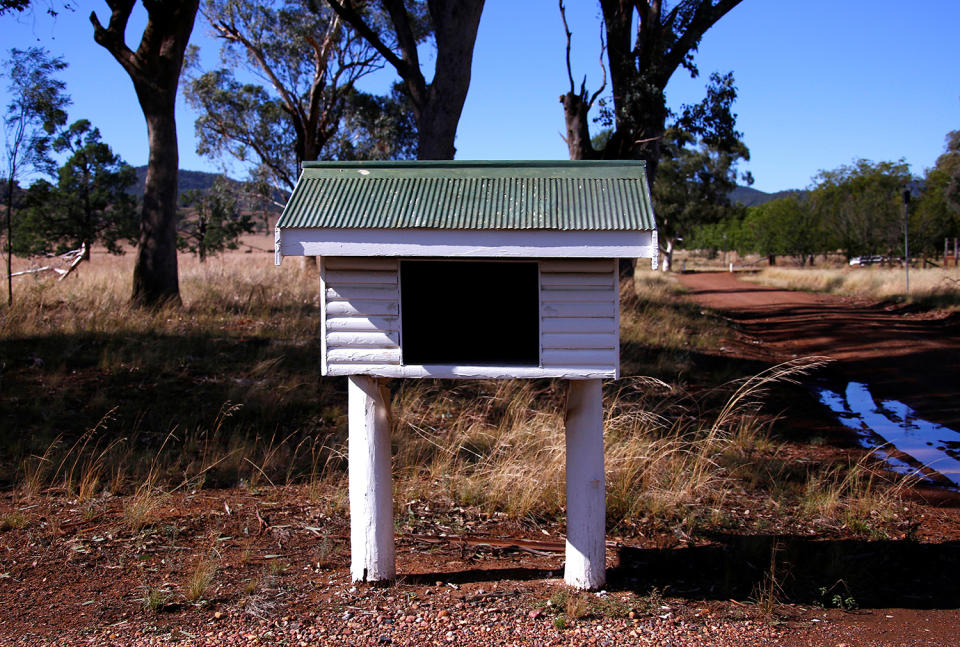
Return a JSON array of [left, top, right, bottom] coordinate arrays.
[[742, 266, 960, 309], [0, 251, 912, 540]]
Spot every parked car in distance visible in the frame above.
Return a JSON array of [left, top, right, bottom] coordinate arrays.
[[849, 255, 886, 267]]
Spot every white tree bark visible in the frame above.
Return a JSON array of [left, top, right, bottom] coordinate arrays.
[[564, 379, 606, 589], [348, 375, 395, 582], [660, 238, 674, 273]]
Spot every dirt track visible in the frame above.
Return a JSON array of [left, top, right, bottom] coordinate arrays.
[[678, 271, 960, 647], [676, 271, 960, 432]]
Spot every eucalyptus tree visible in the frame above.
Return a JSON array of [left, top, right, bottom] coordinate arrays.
[[739, 195, 823, 266], [324, 0, 485, 160], [2, 46, 70, 305], [916, 131, 960, 257], [648, 72, 751, 271], [559, 0, 742, 183], [90, 0, 200, 306], [186, 0, 416, 195], [809, 160, 913, 261], [177, 177, 255, 262]]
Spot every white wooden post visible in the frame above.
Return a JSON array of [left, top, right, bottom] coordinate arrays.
[[564, 378, 606, 589], [348, 375, 395, 582]]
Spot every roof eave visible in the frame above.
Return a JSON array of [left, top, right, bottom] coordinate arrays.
[[275, 227, 656, 265]]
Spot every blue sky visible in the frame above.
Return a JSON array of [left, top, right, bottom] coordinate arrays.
[[2, 1, 958, 193]]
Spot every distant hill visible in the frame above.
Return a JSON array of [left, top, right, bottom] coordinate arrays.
[[131, 166, 287, 214], [131, 166, 229, 199], [131, 167, 802, 211], [729, 185, 808, 207]]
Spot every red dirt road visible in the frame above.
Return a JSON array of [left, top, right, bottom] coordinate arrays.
[[678, 271, 960, 647], [676, 271, 960, 432]]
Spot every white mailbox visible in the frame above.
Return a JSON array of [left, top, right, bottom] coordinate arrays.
[[276, 160, 657, 589]]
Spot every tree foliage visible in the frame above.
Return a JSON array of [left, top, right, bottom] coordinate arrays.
[[915, 130, 960, 255], [15, 119, 138, 259], [560, 0, 741, 180], [0, 0, 71, 17], [177, 178, 255, 262], [809, 159, 912, 260], [325, 0, 485, 160], [0, 0, 30, 14], [739, 195, 821, 264], [186, 0, 416, 193], [2, 46, 70, 304], [651, 71, 750, 270]]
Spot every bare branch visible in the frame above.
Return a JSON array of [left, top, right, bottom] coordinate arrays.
[[381, 0, 421, 75], [208, 18, 306, 129], [587, 18, 607, 109], [325, 0, 414, 81], [89, 1, 137, 74], [559, 0, 575, 95], [661, 0, 742, 84]]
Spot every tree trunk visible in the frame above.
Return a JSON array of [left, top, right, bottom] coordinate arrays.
[[768, 254, 776, 266], [414, 0, 484, 160], [197, 214, 207, 263], [131, 109, 181, 306], [559, 91, 597, 161], [5, 177, 13, 306], [660, 238, 674, 272], [90, 0, 198, 307], [416, 94, 460, 160]]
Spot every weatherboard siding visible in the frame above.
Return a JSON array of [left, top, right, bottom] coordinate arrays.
[[320, 257, 620, 379], [539, 259, 619, 377], [322, 257, 402, 373]]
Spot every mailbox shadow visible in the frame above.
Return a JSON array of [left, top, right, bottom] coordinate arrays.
[[608, 533, 960, 609], [400, 534, 959, 609], [403, 566, 557, 587]]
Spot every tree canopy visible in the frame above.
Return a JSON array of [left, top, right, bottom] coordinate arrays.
[[560, 0, 741, 178], [2, 46, 70, 304], [15, 119, 138, 259], [325, 0, 485, 160], [650, 71, 751, 270], [186, 0, 417, 194], [915, 130, 960, 256], [809, 159, 912, 261], [177, 177, 255, 262]]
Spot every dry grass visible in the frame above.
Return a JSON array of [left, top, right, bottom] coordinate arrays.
[[1, 248, 346, 494], [745, 266, 960, 309], [621, 271, 724, 377], [0, 248, 909, 535], [183, 553, 218, 603], [2, 250, 321, 340], [0, 511, 30, 531], [800, 452, 915, 536], [391, 358, 826, 527]]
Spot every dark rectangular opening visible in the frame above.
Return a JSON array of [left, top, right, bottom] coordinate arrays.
[[400, 260, 539, 366]]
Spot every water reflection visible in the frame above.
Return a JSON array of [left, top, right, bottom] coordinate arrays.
[[817, 382, 960, 486]]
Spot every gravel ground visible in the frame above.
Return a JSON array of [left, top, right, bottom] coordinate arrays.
[[10, 579, 790, 647], [21, 608, 786, 646]]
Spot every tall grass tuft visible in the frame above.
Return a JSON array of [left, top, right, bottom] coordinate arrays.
[[391, 358, 826, 525], [800, 451, 915, 534], [184, 553, 218, 603]]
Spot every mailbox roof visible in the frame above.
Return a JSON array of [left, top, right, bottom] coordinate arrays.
[[277, 160, 655, 231]]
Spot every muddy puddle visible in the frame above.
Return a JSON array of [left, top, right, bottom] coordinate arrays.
[[817, 381, 960, 486]]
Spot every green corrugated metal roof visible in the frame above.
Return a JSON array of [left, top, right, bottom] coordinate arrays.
[[276, 160, 655, 231]]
